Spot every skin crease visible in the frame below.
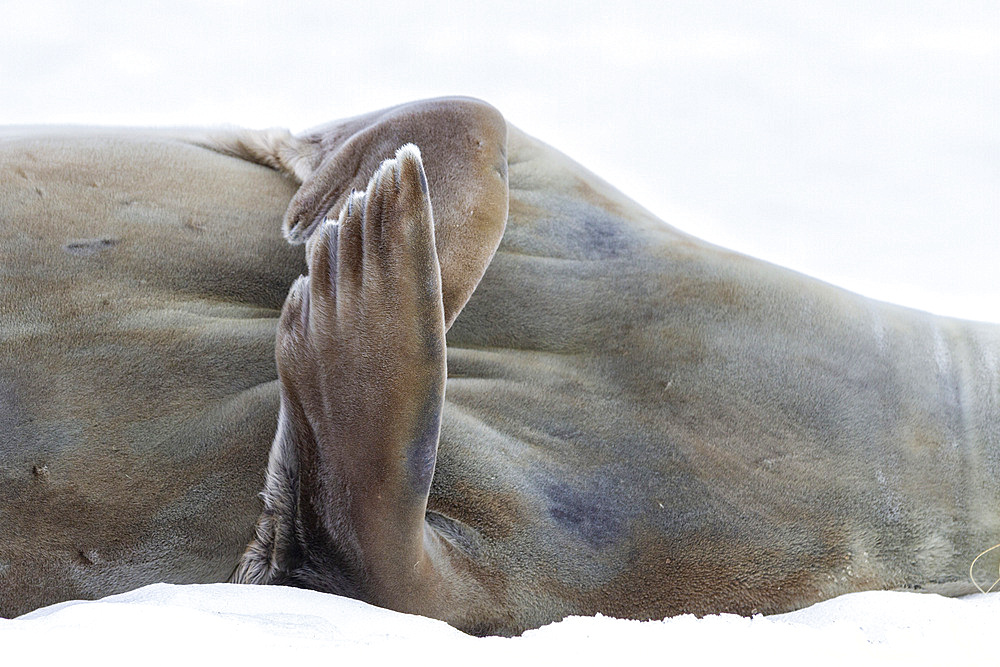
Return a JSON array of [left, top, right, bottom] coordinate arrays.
[[2, 98, 1000, 636]]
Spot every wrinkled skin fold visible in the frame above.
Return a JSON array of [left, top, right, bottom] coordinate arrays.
[[2, 98, 999, 636]]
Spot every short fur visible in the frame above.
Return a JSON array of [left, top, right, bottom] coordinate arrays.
[[2, 98, 999, 636]]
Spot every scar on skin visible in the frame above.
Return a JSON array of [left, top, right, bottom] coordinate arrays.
[[64, 238, 119, 256]]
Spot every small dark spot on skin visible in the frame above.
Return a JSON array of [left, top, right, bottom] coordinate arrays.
[[64, 238, 118, 257], [183, 217, 206, 232], [76, 550, 98, 566], [34, 187, 44, 197]]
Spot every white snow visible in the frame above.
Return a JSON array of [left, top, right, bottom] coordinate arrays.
[[2, 1, 999, 663], [2, 583, 999, 664]]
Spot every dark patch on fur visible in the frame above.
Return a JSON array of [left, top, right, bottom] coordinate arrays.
[[498, 191, 636, 261], [270, 526, 363, 598], [64, 238, 118, 257], [581, 216, 628, 259], [543, 480, 625, 549], [407, 383, 443, 493]]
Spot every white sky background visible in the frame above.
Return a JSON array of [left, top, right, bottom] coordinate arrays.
[[1, 0, 997, 321]]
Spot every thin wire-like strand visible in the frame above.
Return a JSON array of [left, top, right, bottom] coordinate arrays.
[[969, 543, 1000, 594]]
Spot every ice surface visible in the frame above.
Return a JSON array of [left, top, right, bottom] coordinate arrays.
[[4, 584, 998, 665]]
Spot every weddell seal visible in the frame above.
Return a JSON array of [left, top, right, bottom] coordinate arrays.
[[1, 98, 999, 635]]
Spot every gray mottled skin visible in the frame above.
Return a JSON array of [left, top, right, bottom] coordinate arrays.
[[2, 101, 999, 635]]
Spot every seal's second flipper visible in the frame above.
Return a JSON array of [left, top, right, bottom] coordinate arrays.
[[215, 97, 509, 331]]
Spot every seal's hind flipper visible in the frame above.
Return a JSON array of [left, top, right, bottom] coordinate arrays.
[[239, 146, 449, 612]]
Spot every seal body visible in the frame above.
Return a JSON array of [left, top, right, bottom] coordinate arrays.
[[2, 101, 999, 635], [0, 128, 303, 611], [444, 131, 1000, 628]]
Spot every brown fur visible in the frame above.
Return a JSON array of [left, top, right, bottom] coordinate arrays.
[[3, 99, 1000, 636]]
